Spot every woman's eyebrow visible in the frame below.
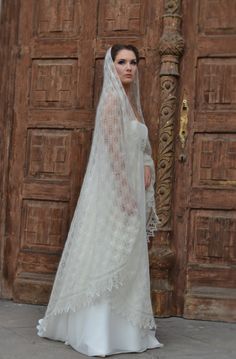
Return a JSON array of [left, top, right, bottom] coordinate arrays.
[[117, 58, 136, 61]]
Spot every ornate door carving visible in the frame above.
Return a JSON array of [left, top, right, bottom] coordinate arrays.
[[2, 0, 96, 303], [1, 0, 162, 305], [173, 0, 236, 321]]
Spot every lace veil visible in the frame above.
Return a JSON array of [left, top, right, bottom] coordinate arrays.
[[42, 47, 159, 329]]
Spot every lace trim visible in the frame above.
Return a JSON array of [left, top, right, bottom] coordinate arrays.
[[40, 268, 155, 333], [44, 261, 155, 331], [146, 206, 160, 242], [111, 301, 156, 331], [46, 267, 128, 315]]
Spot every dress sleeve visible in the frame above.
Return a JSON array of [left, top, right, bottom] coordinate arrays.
[[143, 137, 155, 180]]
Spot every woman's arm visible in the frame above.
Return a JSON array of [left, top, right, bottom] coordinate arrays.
[[143, 137, 155, 187]]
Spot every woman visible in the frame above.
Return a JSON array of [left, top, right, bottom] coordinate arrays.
[[37, 44, 163, 356]]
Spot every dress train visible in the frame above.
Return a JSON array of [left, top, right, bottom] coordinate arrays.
[[37, 298, 162, 356]]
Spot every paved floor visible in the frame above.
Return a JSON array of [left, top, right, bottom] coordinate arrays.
[[0, 299, 235, 359]]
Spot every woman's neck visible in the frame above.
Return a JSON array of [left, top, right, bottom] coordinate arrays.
[[123, 84, 131, 95]]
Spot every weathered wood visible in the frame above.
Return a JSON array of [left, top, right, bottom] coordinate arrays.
[[173, 0, 236, 320], [0, 0, 164, 307], [156, 0, 184, 229], [184, 296, 236, 322], [0, 0, 20, 297], [2, 0, 97, 303], [2, 0, 235, 322], [153, 0, 184, 316]]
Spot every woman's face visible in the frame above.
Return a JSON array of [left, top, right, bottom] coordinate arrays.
[[114, 49, 138, 87]]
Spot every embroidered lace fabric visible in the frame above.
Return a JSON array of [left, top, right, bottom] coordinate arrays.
[[37, 48, 160, 343]]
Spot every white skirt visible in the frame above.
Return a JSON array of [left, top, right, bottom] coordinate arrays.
[[37, 299, 163, 356]]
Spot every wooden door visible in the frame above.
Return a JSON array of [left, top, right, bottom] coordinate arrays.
[[1, 0, 162, 304], [173, 0, 236, 321], [2, 0, 97, 303]]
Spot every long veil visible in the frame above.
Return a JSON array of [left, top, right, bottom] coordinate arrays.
[[41, 48, 159, 330]]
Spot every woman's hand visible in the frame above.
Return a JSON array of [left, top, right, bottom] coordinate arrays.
[[144, 165, 151, 189]]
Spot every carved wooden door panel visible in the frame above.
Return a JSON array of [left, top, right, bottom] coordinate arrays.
[[2, 0, 162, 304], [173, 0, 236, 321], [3, 0, 96, 303]]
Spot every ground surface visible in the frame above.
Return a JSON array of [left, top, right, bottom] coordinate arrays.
[[0, 300, 235, 359]]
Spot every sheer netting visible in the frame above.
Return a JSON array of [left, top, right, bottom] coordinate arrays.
[[39, 48, 159, 331]]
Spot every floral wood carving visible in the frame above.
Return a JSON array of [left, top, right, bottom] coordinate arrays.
[[164, 0, 181, 15], [156, 0, 184, 229], [159, 33, 184, 56]]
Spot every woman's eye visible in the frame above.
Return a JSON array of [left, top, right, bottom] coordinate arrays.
[[131, 60, 137, 65], [118, 60, 126, 65]]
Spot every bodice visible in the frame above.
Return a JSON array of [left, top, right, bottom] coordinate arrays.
[[129, 120, 148, 152]]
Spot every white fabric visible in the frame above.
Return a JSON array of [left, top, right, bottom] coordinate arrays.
[[37, 47, 161, 355], [37, 299, 162, 356]]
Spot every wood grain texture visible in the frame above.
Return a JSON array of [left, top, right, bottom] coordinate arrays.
[[0, 0, 163, 308], [2, 0, 96, 304], [0, 0, 20, 297], [2, 0, 235, 322], [172, 0, 236, 321], [153, 0, 184, 316]]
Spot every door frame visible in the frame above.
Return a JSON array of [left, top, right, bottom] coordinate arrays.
[[0, 0, 20, 297]]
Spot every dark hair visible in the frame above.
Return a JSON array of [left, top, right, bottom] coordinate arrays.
[[111, 44, 140, 64]]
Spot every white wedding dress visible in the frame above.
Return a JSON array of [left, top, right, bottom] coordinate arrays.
[[37, 48, 163, 356]]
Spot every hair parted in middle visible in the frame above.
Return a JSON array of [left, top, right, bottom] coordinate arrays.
[[111, 44, 140, 64]]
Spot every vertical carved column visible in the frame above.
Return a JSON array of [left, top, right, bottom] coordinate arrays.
[[150, 0, 184, 316], [157, 0, 184, 229]]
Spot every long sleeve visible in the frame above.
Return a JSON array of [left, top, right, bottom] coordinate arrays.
[[143, 136, 155, 180]]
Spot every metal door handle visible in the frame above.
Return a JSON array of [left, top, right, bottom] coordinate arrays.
[[179, 96, 189, 149]]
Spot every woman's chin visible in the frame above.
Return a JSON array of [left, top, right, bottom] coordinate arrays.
[[121, 79, 133, 87]]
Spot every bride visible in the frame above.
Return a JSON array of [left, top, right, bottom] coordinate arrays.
[[37, 44, 163, 356]]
